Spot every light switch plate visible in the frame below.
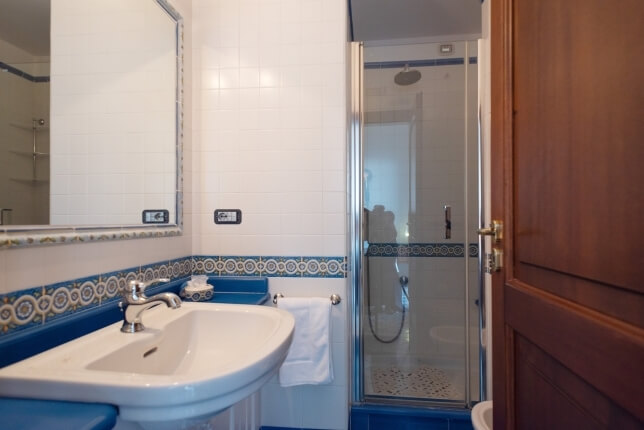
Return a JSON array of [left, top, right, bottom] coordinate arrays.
[[142, 209, 169, 224], [214, 209, 242, 224]]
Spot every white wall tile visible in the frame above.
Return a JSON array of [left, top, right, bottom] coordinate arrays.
[[189, 1, 349, 426], [260, 383, 304, 428], [219, 68, 240, 89], [300, 385, 349, 430]]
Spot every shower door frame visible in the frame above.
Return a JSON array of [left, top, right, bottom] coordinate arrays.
[[349, 41, 488, 408]]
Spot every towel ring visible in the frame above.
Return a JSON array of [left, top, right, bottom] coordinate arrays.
[[273, 293, 341, 305]]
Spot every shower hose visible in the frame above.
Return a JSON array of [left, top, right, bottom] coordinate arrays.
[[366, 263, 410, 344]]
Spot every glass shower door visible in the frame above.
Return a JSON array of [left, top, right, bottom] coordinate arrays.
[[359, 40, 481, 406]]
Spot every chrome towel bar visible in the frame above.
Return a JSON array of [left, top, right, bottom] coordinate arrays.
[[273, 293, 341, 305]]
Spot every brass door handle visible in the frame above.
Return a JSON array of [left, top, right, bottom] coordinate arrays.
[[478, 220, 503, 242]]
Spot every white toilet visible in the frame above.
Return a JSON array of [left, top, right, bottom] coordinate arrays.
[[471, 400, 493, 430]]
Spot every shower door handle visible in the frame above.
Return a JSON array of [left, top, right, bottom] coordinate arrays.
[[444, 205, 451, 239]]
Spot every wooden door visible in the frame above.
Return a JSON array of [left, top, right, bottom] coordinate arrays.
[[491, 0, 644, 428]]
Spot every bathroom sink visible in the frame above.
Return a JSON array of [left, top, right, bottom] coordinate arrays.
[[0, 303, 294, 426]]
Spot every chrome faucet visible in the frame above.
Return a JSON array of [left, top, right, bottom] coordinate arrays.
[[119, 278, 181, 333]]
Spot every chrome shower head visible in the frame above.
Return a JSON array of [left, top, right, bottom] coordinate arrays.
[[394, 64, 421, 86]]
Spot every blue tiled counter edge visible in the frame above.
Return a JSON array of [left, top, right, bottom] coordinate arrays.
[[0, 398, 117, 430], [183, 276, 270, 306], [0, 276, 270, 430]]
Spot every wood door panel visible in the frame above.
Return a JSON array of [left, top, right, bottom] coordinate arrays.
[[518, 263, 644, 327], [505, 282, 644, 422], [516, 344, 603, 430], [512, 0, 644, 291], [515, 335, 642, 430]]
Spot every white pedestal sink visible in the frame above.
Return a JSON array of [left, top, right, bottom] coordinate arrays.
[[0, 303, 294, 428]]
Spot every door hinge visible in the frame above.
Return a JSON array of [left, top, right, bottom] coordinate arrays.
[[485, 248, 503, 273]]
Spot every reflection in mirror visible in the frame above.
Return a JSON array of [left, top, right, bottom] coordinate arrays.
[[0, 0, 51, 225], [0, 0, 180, 229]]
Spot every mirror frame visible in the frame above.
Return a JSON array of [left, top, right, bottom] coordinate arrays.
[[0, 0, 184, 249]]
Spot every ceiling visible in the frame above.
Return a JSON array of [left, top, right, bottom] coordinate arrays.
[[350, 0, 482, 42], [0, 0, 481, 56], [0, 0, 50, 57]]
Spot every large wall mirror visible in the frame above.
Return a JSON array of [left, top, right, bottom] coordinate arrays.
[[0, 0, 183, 247]]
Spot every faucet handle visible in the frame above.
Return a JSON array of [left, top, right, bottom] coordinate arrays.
[[142, 278, 171, 288], [124, 280, 147, 299], [124, 278, 170, 298]]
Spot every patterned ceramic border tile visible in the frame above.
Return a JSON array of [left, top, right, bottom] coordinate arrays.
[[0, 257, 192, 336], [0, 227, 183, 249], [366, 243, 479, 258], [192, 256, 348, 278], [0, 255, 346, 336], [364, 57, 478, 69]]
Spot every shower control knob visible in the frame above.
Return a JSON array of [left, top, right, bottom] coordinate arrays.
[[399, 276, 409, 286]]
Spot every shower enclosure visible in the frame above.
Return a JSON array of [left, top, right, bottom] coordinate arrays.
[[350, 41, 484, 408]]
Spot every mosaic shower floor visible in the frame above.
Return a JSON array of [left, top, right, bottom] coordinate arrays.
[[367, 365, 463, 400]]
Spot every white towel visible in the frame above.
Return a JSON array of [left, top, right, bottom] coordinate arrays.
[[278, 297, 334, 387]]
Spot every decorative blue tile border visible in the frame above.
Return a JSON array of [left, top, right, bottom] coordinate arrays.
[[365, 57, 478, 69], [367, 243, 478, 258], [0, 257, 192, 336], [192, 255, 348, 278], [0, 255, 346, 336], [0, 61, 50, 83]]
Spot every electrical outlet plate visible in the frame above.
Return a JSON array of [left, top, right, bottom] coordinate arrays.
[[214, 209, 242, 224]]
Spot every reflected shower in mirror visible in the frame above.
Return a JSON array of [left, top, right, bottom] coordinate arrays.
[[0, 0, 180, 227], [0, 0, 51, 225]]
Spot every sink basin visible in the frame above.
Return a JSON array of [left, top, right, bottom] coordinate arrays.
[[0, 302, 294, 426]]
